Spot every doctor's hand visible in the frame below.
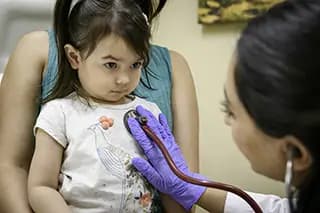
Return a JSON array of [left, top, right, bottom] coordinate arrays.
[[128, 105, 206, 211]]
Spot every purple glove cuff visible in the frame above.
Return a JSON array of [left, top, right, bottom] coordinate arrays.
[[178, 174, 207, 210]]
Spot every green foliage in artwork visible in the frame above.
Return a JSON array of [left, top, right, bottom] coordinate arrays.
[[198, 0, 284, 24]]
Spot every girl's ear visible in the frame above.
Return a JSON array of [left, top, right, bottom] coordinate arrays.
[[64, 44, 82, 70]]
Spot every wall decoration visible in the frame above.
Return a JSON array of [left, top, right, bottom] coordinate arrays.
[[199, 0, 283, 24]]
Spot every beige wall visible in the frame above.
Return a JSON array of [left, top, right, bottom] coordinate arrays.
[[152, 1, 284, 212]]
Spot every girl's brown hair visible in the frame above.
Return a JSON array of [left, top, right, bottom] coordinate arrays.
[[44, 0, 167, 103]]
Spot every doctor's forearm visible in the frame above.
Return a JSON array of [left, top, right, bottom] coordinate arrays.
[[161, 194, 188, 212], [197, 188, 227, 213], [0, 165, 33, 213]]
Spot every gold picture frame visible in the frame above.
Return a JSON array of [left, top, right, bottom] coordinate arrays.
[[199, 0, 284, 24]]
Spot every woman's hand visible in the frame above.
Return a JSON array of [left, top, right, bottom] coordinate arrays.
[[128, 106, 206, 211]]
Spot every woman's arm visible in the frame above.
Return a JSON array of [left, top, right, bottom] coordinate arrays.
[[197, 188, 227, 212], [170, 50, 199, 173], [167, 51, 199, 212], [159, 51, 199, 212], [28, 129, 71, 213], [0, 31, 48, 213]]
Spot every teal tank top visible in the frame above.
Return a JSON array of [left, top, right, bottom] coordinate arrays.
[[42, 30, 173, 129]]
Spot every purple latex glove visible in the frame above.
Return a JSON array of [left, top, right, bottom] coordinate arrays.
[[128, 105, 206, 210]]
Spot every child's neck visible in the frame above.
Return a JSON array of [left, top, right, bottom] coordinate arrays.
[[87, 94, 135, 106]]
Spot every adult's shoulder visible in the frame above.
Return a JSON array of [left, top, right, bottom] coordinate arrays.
[[168, 49, 190, 76], [24, 31, 49, 57], [18, 31, 48, 59], [3, 30, 49, 84], [16, 31, 49, 65], [168, 50, 185, 61], [13, 31, 49, 72]]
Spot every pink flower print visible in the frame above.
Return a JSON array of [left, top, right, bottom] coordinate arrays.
[[99, 116, 114, 130], [139, 192, 152, 207]]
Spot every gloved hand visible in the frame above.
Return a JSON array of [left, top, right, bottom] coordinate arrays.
[[128, 105, 206, 211]]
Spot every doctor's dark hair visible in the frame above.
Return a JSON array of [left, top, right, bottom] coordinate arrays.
[[44, 0, 166, 103], [235, 0, 320, 212]]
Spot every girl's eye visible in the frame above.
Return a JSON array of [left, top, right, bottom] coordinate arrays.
[[130, 61, 143, 70], [104, 62, 118, 70], [220, 100, 234, 118]]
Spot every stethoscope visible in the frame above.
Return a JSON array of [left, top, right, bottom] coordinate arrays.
[[124, 109, 263, 213]]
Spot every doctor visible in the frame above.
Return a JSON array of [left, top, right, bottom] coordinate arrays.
[[127, 0, 320, 212]]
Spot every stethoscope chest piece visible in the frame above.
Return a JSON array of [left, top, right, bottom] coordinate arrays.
[[124, 109, 148, 135], [123, 109, 138, 134]]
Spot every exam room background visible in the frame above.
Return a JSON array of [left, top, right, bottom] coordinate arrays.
[[0, 0, 284, 212]]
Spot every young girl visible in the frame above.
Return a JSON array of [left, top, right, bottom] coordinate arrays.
[[27, 0, 183, 212]]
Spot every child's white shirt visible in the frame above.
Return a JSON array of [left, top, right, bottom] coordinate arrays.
[[34, 92, 163, 213]]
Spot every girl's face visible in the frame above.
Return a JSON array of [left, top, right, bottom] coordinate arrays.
[[69, 33, 144, 104], [223, 57, 287, 181]]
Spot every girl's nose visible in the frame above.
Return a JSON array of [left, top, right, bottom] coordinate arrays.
[[115, 72, 130, 85]]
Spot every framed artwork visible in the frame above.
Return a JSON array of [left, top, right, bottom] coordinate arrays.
[[198, 0, 284, 24]]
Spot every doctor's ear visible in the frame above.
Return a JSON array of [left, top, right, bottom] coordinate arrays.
[[281, 136, 312, 172], [64, 44, 82, 70]]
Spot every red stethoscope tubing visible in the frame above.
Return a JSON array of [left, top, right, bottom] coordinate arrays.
[[140, 123, 263, 213]]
